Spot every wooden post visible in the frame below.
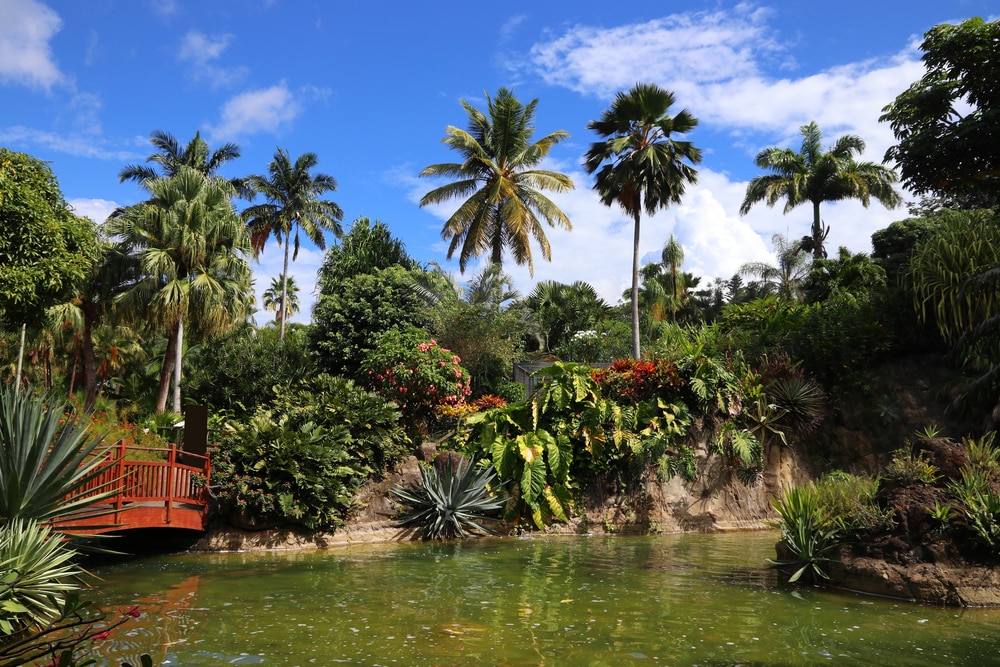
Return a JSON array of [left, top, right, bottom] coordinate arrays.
[[165, 444, 176, 525], [115, 439, 126, 513]]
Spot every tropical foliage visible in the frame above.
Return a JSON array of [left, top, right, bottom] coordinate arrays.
[[107, 167, 253, 413], [880, 17, 1000, 208], [362, 326, 472, 437], [211, 375, 407, 529], [0, 387, 117, 529]]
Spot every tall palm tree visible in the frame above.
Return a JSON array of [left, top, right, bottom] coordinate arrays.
[[420, 88, 574, 275], [244, 148, 343, 341], [107, 167, 253, 413], [740, 121, 903, 260], [584, 83, 702, 359], [119, 129, 250, 198], [262, 275, 301, 324]]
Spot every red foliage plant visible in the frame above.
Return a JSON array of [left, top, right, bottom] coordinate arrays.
[[591, 358, 683, 405]]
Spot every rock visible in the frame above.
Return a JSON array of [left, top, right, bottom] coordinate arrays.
[[915, 437, 969, 481], [416, 442, 438, 463]]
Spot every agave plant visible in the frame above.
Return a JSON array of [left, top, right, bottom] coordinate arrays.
[[0, 387, 118, 530], [393, 459, 505, 539], [0, 518, 84, 634]]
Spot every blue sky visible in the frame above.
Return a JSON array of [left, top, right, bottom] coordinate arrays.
[[2, 0, 995, 322]]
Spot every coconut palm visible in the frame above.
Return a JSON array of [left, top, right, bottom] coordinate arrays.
[[740, 121, 902, 260], [107, 167, 253, 413], [420, 88, 574, 275], [584, 83, 702, 358], [119, 129, 250, 198], [262, 275, 301, 324], [244, 148, 343, 341]]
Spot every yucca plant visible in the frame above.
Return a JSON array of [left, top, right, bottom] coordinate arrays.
[[768, 484, 840, 583], [393, 459, 505, 539], [0, 387, 119, 530]]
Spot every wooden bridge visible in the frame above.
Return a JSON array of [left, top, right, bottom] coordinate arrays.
[[61, 440, 211, 535]]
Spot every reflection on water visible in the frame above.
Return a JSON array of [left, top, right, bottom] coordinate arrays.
[[88, 532, 1000, 666]]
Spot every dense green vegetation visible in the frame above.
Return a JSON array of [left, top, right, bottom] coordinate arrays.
[[1, 22, 999, 663]]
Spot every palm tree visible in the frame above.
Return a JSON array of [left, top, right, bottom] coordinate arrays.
[[740, 121, 903, 260], [244, 148, 343, 341], [420, 88, 574, 275], [119, 129, 250, 198], [738, 233, 812, 301], [107, 167, 253, 413], [262, 275, 301, 324], [584, 83, 702, 359]]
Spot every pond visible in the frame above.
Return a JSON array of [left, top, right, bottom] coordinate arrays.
[[87, 531, 1000, 666]]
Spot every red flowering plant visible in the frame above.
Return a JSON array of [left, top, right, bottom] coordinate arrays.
[[363, 326, 471, 438]]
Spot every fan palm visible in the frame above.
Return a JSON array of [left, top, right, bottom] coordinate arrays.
[[585, 83, 702, 359], [420, 88, 574, 275], [262, 275, 301, 324], [244, 148, 343, 341], [107, 167, 253, 413], [740, 121, 902, 259]]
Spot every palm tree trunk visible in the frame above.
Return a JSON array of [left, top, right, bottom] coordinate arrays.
[[631, 211, 642, 359], [14, 323, 26, 395], [280, 232, 291, 342], [82, 303, 98, 412], [811, 201, 823, 260], [155, 327, 178, 413], [172, 317, 183, 414]]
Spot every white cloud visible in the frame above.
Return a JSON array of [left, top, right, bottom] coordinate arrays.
[[148, 0, 179, 19], [0, 0, 66, 90], [207, 83, 301, 140], [528, 6, 780, 99], [177, 31, 245, 88], [526, 9, 927, 168], [69, 198, 119, 224], [0, 125, 137, 159]]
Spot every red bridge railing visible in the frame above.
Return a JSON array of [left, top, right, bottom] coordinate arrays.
[[63, 440, 211, 534]]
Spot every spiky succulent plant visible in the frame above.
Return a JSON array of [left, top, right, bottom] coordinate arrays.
[[392, 459, 504, 539]]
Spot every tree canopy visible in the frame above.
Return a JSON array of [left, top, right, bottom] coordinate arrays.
[[881, 17, 1000, 208], [0, 149, 98, 327]]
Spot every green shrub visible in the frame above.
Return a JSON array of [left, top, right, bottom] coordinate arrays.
[[949, 466, 1000, 551], [885, 444, 939, 485], [363, 326, 471, 438], [212, 375, 407, 530], [813, 472, 891, 534]]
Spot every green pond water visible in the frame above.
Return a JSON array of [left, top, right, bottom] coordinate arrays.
[[87, 531, 1000, 666]]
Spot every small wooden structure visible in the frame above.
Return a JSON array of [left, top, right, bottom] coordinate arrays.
[[60, 439, 211, 534]]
